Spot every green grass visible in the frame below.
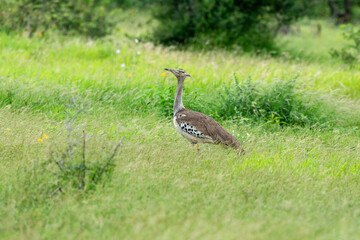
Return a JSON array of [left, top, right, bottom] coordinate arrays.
[[1, 16, 360, 239], [279, 19, 348, 62], [1, 107, 360, 239]]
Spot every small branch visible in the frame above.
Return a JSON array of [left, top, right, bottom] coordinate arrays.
[[80, 130, 86, 189], [105, 140, 123, 167], [49, 187, 63, 196], [55, 149, 64, 169], [70, 106, 85, 126], [43, 167, 57, 175], [92, 139, 123, 182], [55, 161, 64, 172], [82, 130, 86, 167], [50, 149, 64, 172], [38, 163, 57, 176], [66, 98, 74, 161]]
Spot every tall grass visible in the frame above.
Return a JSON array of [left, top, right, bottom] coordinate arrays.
[[217, 76, 337, 126], [1, 73, 357, 128]]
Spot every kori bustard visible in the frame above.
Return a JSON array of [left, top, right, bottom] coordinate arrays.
[[165, 68, 244, 153]]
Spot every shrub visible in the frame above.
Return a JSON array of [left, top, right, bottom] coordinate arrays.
[[0, 0, 113, 38], [216, 76, 331, 126], [330, 24, 360, 64], [41, 98, 122, 192], [152, 0, 306, 51]]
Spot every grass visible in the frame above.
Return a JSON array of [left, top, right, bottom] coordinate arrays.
[[1, 14, 360, 239], [279, 19, 348, 62], [1, 107, 360, 239]]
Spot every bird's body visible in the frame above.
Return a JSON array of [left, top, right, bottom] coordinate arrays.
[[165, 68, 244, 152], [173, 109, 215, 145]]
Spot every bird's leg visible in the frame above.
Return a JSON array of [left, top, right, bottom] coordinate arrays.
[[191, 142, 200, 152]]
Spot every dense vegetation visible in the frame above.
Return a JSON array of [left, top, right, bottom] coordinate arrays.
[[152, 0, 307, 50], [1, 2, 360, 239], [0, 0, 112, 37], [2, 0, 360, 51]]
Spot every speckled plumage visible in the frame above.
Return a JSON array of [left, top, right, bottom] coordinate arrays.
[[165, 68, 244, 152], [173, 111, 214, 144]]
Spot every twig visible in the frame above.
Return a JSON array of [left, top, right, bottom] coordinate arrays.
[[82, 130, 86, 167], [37, 161, 58, 176], [80, 130, 86, 189], [66, 97, 87, 162], [70, 106, 85, 126], [55, 149, 64, 170], [105, 139, 123, 167], [42, 166, 58, 176], [49, 187, 63, 196], [92, 139, 123, 182], [66, 98, 74, 161], [50, 149, 64, 172]]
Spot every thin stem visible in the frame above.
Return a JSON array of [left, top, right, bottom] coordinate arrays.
[[80, 130, 86, 189], [66, 98, 73, 161]]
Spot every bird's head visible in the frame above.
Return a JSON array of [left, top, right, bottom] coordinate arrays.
[[165, 68, 191, 80]]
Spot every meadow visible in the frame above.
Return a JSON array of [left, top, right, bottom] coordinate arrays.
[[1, 11, 360, 239]]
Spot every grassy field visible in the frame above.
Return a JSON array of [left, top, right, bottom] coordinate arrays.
[[1, 15, 360, 239]]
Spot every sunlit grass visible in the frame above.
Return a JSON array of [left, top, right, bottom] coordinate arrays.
[[279, 19, 348, 62], [0, 23, 360, 98]]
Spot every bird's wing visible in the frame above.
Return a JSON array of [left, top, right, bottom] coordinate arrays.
[[175, 109, 242, 149]]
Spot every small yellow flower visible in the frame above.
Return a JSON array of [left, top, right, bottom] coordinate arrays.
[[43, 134, 49, 139], [39, 33, 43, 38], [128, 74, 132, 77], [38, 139, 43, 142], [161, 72, 166, 77]]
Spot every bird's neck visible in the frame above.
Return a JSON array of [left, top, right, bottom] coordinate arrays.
[[174, 77, 185, 114]]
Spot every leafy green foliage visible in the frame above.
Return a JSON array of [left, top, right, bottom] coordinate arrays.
[[330, 24, 360, 64], [0, 0, 113, 37], [152, 0, 306, 51]]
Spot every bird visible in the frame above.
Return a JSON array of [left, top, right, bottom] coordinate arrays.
[[165, 68, 244, 153]]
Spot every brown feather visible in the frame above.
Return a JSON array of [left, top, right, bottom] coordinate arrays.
[[176, 108, 244, 151]]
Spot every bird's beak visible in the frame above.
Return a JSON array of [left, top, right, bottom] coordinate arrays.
[[186, 73, 191, 77], [164, 68, 173, 72]]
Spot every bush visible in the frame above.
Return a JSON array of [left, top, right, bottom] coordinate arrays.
[[152, 0, 306, 51], [330, 24, 360, 64], [41, 98, 122, 192], [0, 0, 113, 37], [216, 76, 332, 126]]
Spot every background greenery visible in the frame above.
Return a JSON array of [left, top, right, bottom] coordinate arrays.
[[1, 1, 360, 239]]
